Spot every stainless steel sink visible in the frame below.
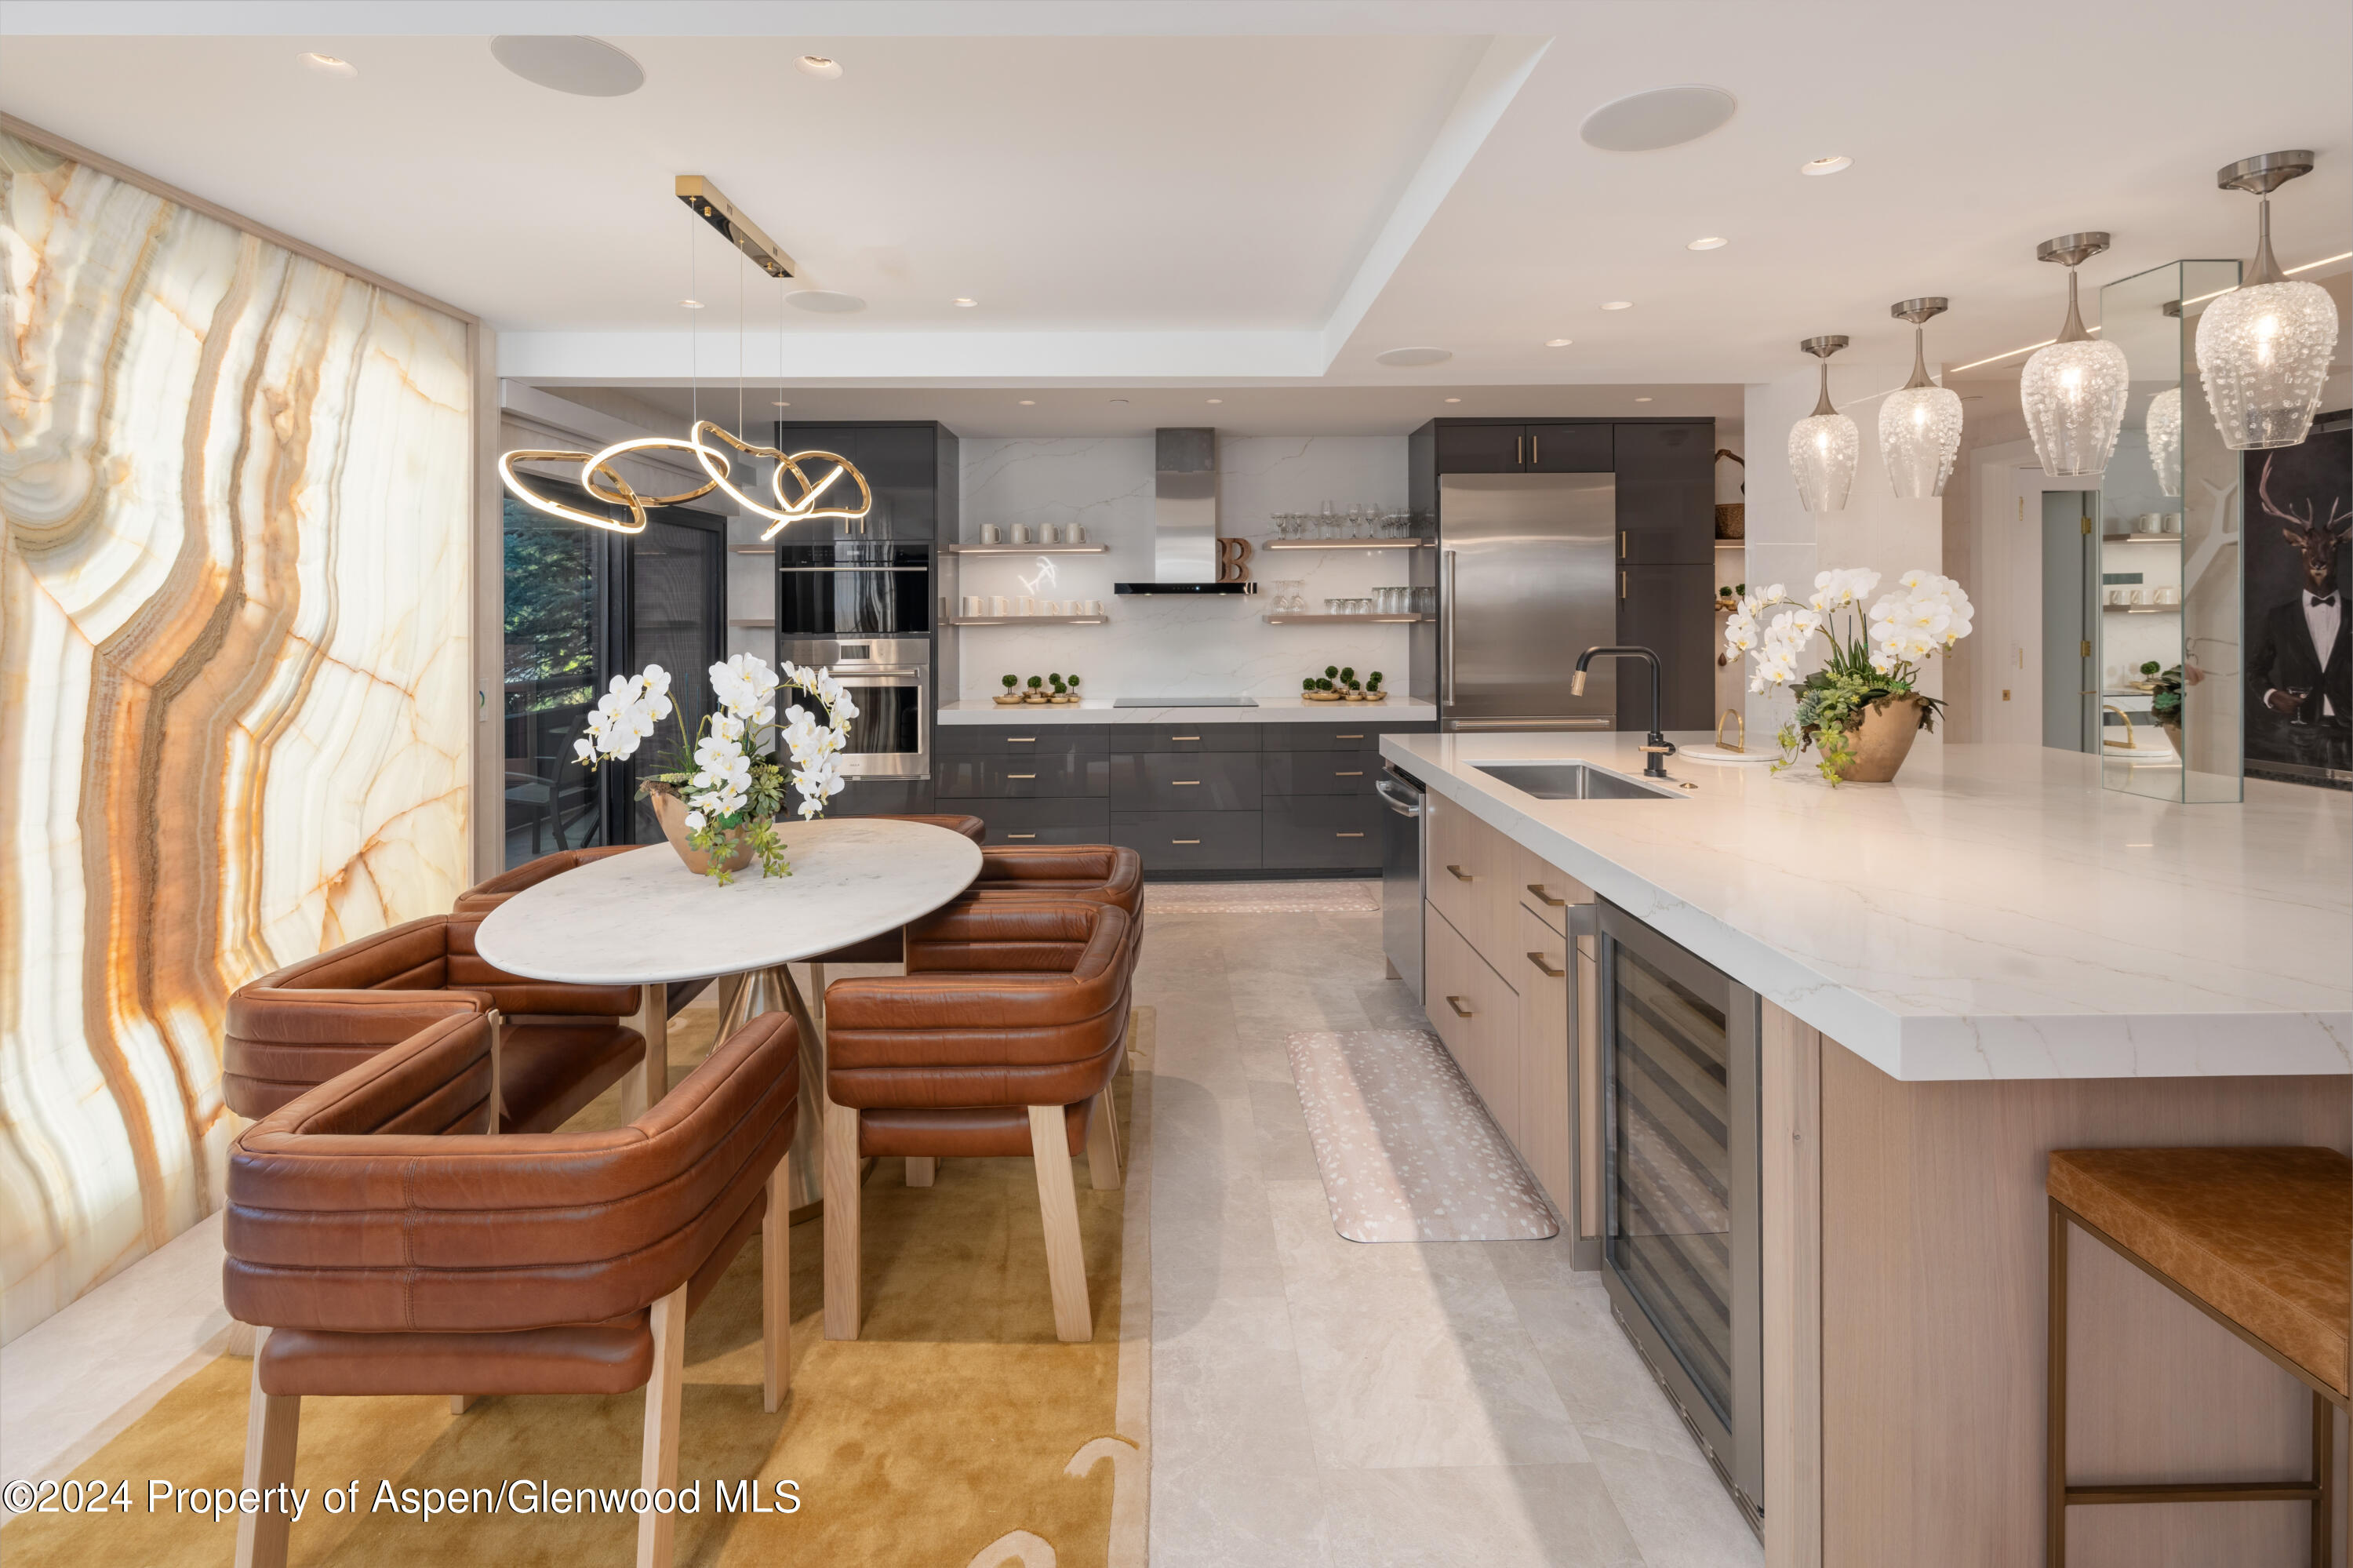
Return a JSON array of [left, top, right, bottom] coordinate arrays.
[[1471, 762, 1682, 800]]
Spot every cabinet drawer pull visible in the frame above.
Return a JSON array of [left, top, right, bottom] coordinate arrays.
[[1336, 733, 1363, 739], [1333, 770, 1364, 777], [1334, 831, 1365, 838], [1169, 734, 1200, 740], [1007, 737, 1036, 742], [1446, 995, 1475, 1018], [1006, 773, 1037, 779], [1173, 779, 1201, 785], [1171, 838, 1201, 845], [1446, 864, 1474, 882], [1525, 882, 1567, 908], [1007, 833, 1038, 839], [1526, 951, 1567, 979]]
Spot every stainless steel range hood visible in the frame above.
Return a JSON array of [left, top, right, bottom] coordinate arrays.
[[1115, 427, 1255, 595]]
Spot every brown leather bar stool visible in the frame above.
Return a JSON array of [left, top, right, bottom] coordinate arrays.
[[224, 915, 643, 1134], [2047, 1146, 2351, 1565], [821, 899, 1134, 1343], [224, 1008, 800, 1568]]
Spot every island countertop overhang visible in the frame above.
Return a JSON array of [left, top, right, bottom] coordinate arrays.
[[1380, 730, 2353, 1082]]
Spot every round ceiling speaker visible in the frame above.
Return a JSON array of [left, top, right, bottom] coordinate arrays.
[[787, 290, 867, 315], [1579, 85, 1737, 152], [1375, 346, 1453, 367], [490, 36, 646, 97]]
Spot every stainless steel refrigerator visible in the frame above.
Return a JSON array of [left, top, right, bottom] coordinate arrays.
[[1437, 474, 1618, 730]]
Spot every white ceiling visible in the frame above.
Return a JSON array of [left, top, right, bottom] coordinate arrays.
[[4, 0, 2348, 396]]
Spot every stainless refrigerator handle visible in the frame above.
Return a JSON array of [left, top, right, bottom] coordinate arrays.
[[1373, 778, 1422, 817], [1442, 549, 1457, 705]]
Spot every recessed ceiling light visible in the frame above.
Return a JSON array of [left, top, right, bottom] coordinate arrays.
[[952, 297, 977, 307], [1801, 155, 1853, 176], [1578, 85, 1737, 152], [679, 299, 704, 310], [299, 52, 356, 77], [1688, 236, 1729, 251], [796, 55, 843, 79], [1377, 346, 1453, 367], [1545, 337, 1573, 347], [1601, 300, 1634, 311], [772, 400, 791, 407], [1206, 398, 1223, 404], [1635, 396, 1654, 402], [1019, 398, 1036, 406], [1443, 397, 1463, 404], [489, 35, 645, 97], [787, 289, 865, 314]]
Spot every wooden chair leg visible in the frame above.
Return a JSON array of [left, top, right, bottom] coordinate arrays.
[[450, 1394, 478, 1415], [1030, 1105, 1092, 1343], [807, 962, 827, 1025], [822, 1097, 863, 1340], [1086, 1086, 1122, 1191], [2047, 1200, 2068, 1568], [637, 1282, 688, 1568], [641, 981, 670, 1106], [906, 1156, 936, 1188], [762, 1157, 791, 1413], [234, 1332, 300, 1568], [2311, 1390, 2333, 1568]]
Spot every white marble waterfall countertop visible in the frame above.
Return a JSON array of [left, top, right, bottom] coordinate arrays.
[[1382, 731, 2351, 1082], [937, 696, 1438, 725]]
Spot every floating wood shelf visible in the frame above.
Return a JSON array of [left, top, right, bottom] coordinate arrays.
[[947, 615, 1110, 626], [1262, 538, 1432, 550], [1262, 613, 1427, 624], [944, 543, 1110, 555]]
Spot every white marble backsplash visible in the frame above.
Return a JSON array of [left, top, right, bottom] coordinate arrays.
[[951, 435, 1414, 700]]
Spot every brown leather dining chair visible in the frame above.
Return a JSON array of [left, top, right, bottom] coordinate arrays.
[[820, 898, 1135, 1344], [224, 915, 643, 1135], [224, 1007, 801, 1568]]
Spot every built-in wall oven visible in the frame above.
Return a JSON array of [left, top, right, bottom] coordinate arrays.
[[779, 637, 929, 780], [1598, 900, 1763, 1536]]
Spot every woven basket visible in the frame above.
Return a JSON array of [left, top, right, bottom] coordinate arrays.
[[1715, 502, 1746, 540]]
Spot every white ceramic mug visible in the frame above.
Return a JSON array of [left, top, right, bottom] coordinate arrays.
[[1042, 523, 1063, 544], [2157, 586, 2177, 605], [980, 523, 1002, 544], [1070, 524, 1087, 544], [2129, 588, 2144, 606], [1017, 596, 1035, 615], [1012, 524, 1033, 544], [1086, 599, 1104, 617], [961, 595, 983, 617], [990, 595, 1010, 616]]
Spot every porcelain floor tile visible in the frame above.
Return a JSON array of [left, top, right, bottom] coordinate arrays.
[[1319, 1463, 1646, 1568], [1583, 1435, 1763, 1567]]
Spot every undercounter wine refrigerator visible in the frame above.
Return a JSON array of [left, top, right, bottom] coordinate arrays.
[[1597, 900, 1765, 1535]]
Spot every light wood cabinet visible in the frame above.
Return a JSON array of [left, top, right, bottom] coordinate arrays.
[[1421, 793, 1596, 1248]]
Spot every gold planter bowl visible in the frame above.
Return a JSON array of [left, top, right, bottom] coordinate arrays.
[[1832, 694, 1928, 784], [647, 785, 760, 876]]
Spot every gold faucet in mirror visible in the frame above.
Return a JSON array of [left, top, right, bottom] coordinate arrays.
[[1716, 708, 1744, 753], [2100, 703, 2136, 749]]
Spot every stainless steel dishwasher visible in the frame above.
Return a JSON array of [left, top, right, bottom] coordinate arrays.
[[1375, 763, 1425, 1002]]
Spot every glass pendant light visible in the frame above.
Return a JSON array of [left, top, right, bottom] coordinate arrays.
[[2020, 232, 2129, 478], [2196, 150, 2337, 450], [2146, 385, 2183, 497], [1787, 335, 1857, 512], [1878, 297, 1963, 498]]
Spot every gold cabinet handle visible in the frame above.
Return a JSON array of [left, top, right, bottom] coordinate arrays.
[[1336, 733, 1363, 739], [1007, 737, 1036, 742], [1171, 838, 1200, 845], [1170, 734, 1200, 740], [1335, 831, 1365, 838], [1334, 770, 1365, 777], [1173, 779, 1201, 785], [1531, 431, 1540, 466], [1515, 434, 1524, 466], [1006, 773, 1037, 779], [1446, 995, 1475, 1018], [1446, 864, 1474, 882], [1007, 832, 1038, 839], [1526, 951, 1566, 978], [1525, 882, 1567, 908]]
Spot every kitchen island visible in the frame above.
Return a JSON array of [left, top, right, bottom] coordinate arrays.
[[1381, 729, 2351, 1568]]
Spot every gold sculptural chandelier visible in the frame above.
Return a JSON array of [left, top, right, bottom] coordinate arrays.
[[500, 176, 872, 538]]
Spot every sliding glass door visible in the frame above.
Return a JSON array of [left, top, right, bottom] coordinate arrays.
[[500, 484, 725, 868]]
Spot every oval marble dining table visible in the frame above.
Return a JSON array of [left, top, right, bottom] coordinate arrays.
[[475, 816, 983, 1208]]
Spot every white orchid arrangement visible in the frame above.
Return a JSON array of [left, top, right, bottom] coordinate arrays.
[[1723, 568, 1973, 782], [575, 654, 857, 882]]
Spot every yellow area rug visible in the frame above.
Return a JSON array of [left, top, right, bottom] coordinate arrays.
[[2, 999, 1154, 1568]]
